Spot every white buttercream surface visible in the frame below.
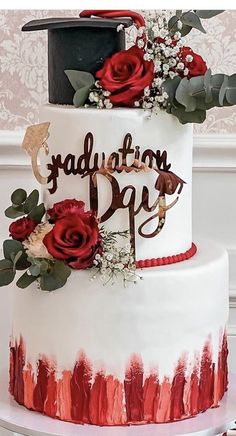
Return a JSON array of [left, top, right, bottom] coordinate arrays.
[[39, 106, 193, 260], [12, 241, 228, 381]]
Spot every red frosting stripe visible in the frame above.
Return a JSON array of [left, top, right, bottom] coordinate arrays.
[[80, 10, 145, 28], [9, 331, 228, 426], [136, 243, 197, 269]]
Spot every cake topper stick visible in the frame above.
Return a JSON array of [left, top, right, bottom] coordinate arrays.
[[21, 122, 50, 185]]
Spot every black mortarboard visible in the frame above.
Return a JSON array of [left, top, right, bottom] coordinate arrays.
[[22, 17, 133, 105]]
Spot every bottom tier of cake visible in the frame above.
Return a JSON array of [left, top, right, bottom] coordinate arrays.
[[10, 241, 229, 426]]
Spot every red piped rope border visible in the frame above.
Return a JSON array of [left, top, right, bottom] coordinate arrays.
[[136, 243, 197, 269]]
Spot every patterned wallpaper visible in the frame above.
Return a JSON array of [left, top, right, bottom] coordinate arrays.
[[1, 9, 236, 133]]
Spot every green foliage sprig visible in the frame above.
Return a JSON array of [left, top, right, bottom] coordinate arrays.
[[65, 70, 95, 107], [163, 69, 236, 124], [168, 10, 224, 37], [5, 188, 45, 223]]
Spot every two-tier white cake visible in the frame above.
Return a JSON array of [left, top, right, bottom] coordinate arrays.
[[10, 108, 228, 425], [6, 8, 229, 428]]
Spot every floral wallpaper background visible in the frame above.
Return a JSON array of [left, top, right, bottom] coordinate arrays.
[[0, 9, 236, 133]]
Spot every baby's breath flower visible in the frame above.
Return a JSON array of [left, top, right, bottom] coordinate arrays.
[[143, 53, 151, 61], [169, 71, 176, 79], [177, 20, 183, 30], [137, 39, 145, 48], [103, 90, 111, 97], [142, 101, 153, 109], [163, 63, 170, 71], [173, 31, 182, 40], [98, 99, 104, 108], [92, 228, 141, 286], [144, 86, 150, 96], [186, 54, 193, 63], [177, 62, 185, 70], [117, 24, 124, 32], [169, 58, 177, 67]]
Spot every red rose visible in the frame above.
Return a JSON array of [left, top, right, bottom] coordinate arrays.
[[179, 47, 207, 78], [48, 199, 88, 222], [9, 217, 37, 242], [43, 212, 102, 269], [96, 45, 155, 107]]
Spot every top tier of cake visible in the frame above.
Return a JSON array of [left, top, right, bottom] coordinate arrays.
[[40, 105, 193, 261]]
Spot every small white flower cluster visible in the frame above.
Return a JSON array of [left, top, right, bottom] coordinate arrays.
[[88, 82, 113, 109], [135, 11, 187, 112], [91, 229, 142, 286], [135, 83, 169, 114], [143, 11, 185, 80]]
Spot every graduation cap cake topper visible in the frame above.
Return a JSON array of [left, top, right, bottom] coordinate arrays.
[[22, 11, 135, 105]]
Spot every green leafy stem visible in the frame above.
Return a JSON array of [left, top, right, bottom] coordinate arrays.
[[168, 10, 224, 37], [163, 69, 236, 124]]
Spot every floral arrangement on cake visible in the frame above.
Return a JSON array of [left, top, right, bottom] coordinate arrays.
[[65, 9, 236, 124], [0, 189, 139, 291]]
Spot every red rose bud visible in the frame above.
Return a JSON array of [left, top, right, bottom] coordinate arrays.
[[96, 45, 155, 107], [179, 46, 207, 79], [48, 199, 89, 221], [9, 217, 37, 242], [43, 211, 102, 270]]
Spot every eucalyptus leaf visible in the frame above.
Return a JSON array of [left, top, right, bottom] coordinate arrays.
[[167, 70, 236, 124], [40, 261, 71, 292], [180, 24, 193, 37], [65, 70, 95, 108], [0, 258, 15, 286], [3, 240, 23, 261], [13, 251, 23, 271], [65, 70, 95, 91], [171, 106, 206, 124], [175, 78, 197, 112], [73, 86, 91, 108], [40, 259, 50, 275], [225, 74, 236, 105], [181, 11, 206, 33], [14, 251, 31, 270], [29, 263, 41, 277], [219, 75, 228, 106], [11, 189, 27, 206], [168, 15, 179, 33], [163, 76, 181, 103], [0, 268, 15, 286], [176, 10, 182, 18], [0, 259, 13, 269], [28, 203, 45, 223], [23, 190, 39, 214], [203, 68, 213, 103], [195, 10, 224, 19], [16, 272, 38, 289], [5, 205, 25, 219]]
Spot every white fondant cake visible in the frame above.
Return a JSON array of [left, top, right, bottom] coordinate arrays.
[[40, 107, 193, 260], [11, 241, 228, 425]]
